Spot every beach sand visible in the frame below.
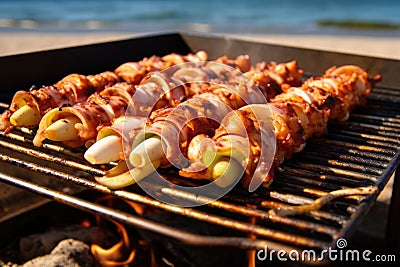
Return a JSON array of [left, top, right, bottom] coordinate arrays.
[[0, 31, 398, 250], [1, 32, 400, 59]]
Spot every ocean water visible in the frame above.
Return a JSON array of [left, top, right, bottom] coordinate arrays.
[[1, 0, 400, 36]]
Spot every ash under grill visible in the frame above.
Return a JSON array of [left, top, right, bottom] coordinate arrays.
[[0, 33, 399, 264]]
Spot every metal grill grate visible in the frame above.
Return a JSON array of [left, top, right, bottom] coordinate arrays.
[[0, 33, 399, 263], [0, 82, 399, 263]]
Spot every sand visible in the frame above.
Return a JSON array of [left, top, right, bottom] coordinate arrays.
[[1, 32, 400, 60]]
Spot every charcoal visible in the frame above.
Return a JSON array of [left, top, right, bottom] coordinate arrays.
[[21, 239, 94, 267], [19, 224, 118, 261]]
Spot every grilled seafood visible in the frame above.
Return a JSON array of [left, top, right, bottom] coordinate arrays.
[[179, 65, 381, 191], [0, 71, 119, 131], [114, 51, 208, 84], [33, 82, 135, 148], [85, 58, 303, 163], [0, 51, 209, 132], [32, 53, 271, 148], [93, 60, 304, 189]]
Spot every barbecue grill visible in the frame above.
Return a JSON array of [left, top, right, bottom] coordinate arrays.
[[0, 32, 399, 264]]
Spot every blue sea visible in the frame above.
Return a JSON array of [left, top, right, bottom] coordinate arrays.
[[1, 0, 400, 36]]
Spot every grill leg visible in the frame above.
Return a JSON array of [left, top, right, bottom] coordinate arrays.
[[386, 166, 400, 247]]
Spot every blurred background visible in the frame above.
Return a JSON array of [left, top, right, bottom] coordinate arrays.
[[0, 0, 399, 37]]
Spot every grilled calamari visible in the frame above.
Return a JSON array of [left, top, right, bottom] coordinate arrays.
[[0, 71, 120, 131], [179, 65, 381, 190], [0, 51, 209, 132], [92, 59, 304, 189], [33, 82, 136, 148], [32, 53, 270, 149]]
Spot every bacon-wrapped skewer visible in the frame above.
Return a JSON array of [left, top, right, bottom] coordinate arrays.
[[94, 85, 263, 189], [0, 51, 210, 132], [84, 58, 303, 164], [179, 65, 381, 190], [0, 71, 120, 131], [32, 82, 136, 148], [114, 51, 209, 84], [32, 53, 262, 149], [93, 61, 304, 189], [86, 59, 303, 163]]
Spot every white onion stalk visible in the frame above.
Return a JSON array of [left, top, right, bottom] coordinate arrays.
[[95, 160, 160, 189], [129, 136, 164, 168], [9, 105, 41, 127], [44, 116, 80, 141], [211, 157, 244, 188], [291, 88, 314, 104], [84, 135, 123, 164]]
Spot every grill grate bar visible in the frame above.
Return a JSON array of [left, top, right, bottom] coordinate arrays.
[[342, 121, 400, 136], [160, 187, 338, 236], [312, 137, 396, 156], [0, 130, 85, 159], [259, 200, 349, 226], [278, 167, 373, 187], [0, 138, 104, 176], [306, 140, 394, 161], [0, 103, 9, 109], [371, 87, 400, 96], [284, 161, 379, 182], [302, 149, 388, 169], [268, 183, 360, 214], [0, 152, 333, 248], [329, 129, 400, 145], [326, 133, 399, 151], [370, 93, 400, 103], [355, 113, 400, 121], [331, 195, 379, 242], [2, 171, 310, 252], [361, 96, 400, 105], [276, 173, 365, 193], [0, 116, 384, 219], [297, 153, 384, 175], [349, 113, 400, 125]]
